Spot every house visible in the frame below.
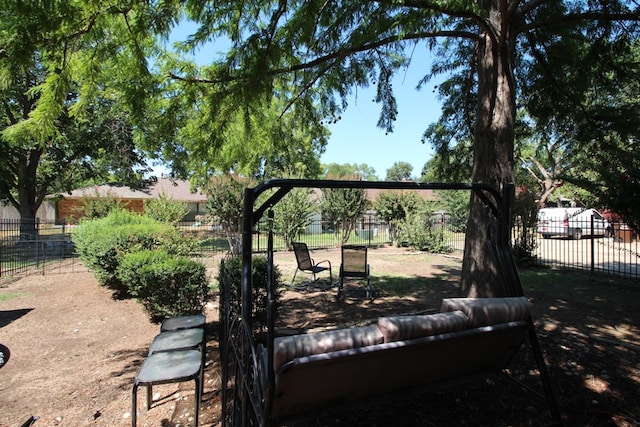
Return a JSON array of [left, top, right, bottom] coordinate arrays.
[[54, 178, 208, 223]]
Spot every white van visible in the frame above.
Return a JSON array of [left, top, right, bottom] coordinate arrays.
[[537, 208, 613, 240]]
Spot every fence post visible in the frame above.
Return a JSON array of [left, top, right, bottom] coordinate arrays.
[[590, 215, 595, 274], [35, 218, 41, 269]]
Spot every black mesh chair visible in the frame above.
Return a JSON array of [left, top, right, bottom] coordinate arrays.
[[338, 245, 371, 300], [291, 242, 333, 288]]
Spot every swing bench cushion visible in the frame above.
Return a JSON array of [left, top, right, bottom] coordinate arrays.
[[269, 297, 533, 423], [274, 325, 383, 370], [440, 297, 533, 327], [376, 310, 469, 342], [273, 297, 533, 371]]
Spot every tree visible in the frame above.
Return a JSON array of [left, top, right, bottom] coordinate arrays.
[[374, 191, 421, 246], [573, 138, 640, 233], [273, 188, 316, 249], [204, 175, 252, 255], [511, 188, 539, 265], [139, 70, 330, 183], [385, 162, 413, 182], [419, 153, 472, 183], [0, 1, 153, 237], [437, 190, 469, 233], [321, 185, 369, 246], [558, 42, 640, 232], [323, 163, 378, 181], [519, 141, 569, 209], [134, 1, 639, 296]]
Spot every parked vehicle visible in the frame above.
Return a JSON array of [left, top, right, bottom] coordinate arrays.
[[536, 208, 613, 240], [601, 209, 637, 243]]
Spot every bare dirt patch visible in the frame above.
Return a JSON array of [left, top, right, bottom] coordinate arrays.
[[1, 246, 639, 426]]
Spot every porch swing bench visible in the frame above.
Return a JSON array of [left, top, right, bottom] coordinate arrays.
[[262, 296, 536, 424]]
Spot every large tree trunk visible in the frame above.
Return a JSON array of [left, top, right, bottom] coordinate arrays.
[[17, 149, 44, 240], [461, 7, 517, 297]]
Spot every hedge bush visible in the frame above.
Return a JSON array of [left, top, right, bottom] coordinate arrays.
[[397, 209, 452, 254], [119, 249, 210, 321], [73, 209, 198, 294]]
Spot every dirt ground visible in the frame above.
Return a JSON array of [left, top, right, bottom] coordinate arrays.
[[1, 246, 639, 426]]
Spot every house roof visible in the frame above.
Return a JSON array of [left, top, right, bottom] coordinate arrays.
[[58, 178, 207, 203]]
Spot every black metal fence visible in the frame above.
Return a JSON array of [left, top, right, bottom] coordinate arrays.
[[0, 218, 81, 278], [249, 214, 466, 252], [527, 219, 639, 279], [0, 218, 228, 280], [2, 217, 638, 280]]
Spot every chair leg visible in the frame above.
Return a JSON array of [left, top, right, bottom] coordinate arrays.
[[194, 376, 201, 427], [131, 383, 138, 427], [146, 384, 153, 410], [199, 344, 206, 399]]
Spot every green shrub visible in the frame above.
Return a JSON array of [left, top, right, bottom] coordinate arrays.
[[155, 226, 202, 257], [512, 189, 539, 266], [73, 210, 174, 294], [218, 255, 283, 335], [374, 191, 422, 246], [144, 193, 189, 225], [119, 250, 210, 321], [117, 249, 173, 287], [397, 209, 452, 254]]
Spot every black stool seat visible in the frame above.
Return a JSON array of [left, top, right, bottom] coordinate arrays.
[[161, 314, 206, 332], [149, 327, 206, 398], [149, 328, 204, 354], [132, 350, 202, 426]]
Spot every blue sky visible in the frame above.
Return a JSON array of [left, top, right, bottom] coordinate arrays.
[[168, 23, 443, 180], [321, 64, 442, 179]]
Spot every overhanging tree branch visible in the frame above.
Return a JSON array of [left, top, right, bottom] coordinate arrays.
[[524, 31, 599, 129], [521, 12, 640, 32], [169, 29, 479, 85]]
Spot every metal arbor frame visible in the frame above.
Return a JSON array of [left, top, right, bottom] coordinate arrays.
[[220, 179, 560, 426]]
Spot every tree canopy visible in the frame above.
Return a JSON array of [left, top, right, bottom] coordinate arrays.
[[142, 0, 640, 296], [385, 161, 413, 181], [0, 0, 154, 228], [323, 163, 378, 181]]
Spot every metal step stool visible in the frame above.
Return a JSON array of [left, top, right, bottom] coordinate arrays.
[[132, 349, 202, 427]]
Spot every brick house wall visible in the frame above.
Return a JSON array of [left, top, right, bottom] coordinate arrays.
[[56, 199, 145, 224], [52, 179, 207, 224]]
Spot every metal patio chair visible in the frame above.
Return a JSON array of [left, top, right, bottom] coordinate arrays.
[[338, 245, 371, 300], [291, 242, 333, 288]]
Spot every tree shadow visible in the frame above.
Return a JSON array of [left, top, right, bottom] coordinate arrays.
[[520, 268, 640, 425], [108, 346, 151, 391], [277, 267, 463, 332], [0, 308, 34, 329]]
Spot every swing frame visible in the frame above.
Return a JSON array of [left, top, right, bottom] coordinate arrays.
[[219, 179, 561, 426]]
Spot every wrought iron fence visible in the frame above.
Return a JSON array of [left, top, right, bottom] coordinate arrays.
[[0, 219, 229, 280], [0, 218, 82, 278], [512, 218, 639, 279], [250, 215, 467, 253], [3, 217, 638, 280]]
